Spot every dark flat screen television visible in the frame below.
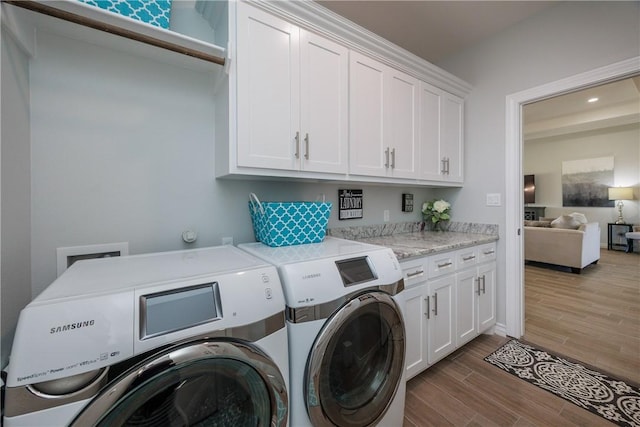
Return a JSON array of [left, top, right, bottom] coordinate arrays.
[[524, 174, 535, 204]]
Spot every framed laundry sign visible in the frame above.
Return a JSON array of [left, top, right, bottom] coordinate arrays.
[[338, 189, 363, 220]]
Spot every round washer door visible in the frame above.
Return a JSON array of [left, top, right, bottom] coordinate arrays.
[[305, 291, 405, 427], [70, 339, 288, 427]]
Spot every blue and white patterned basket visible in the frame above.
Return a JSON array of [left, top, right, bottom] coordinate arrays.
[[77, 0, 172, 29], [249, 193, 332, 247]]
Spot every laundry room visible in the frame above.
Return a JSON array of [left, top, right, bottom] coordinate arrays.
[[2, 1, 639, 426]]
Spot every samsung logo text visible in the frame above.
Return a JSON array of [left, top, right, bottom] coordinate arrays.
[[50, 320, 95, 334]]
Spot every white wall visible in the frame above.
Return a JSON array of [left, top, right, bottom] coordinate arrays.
[[437, 1, 640, 328], [524, 123, 640, 247], [1, 26, 32, 368]]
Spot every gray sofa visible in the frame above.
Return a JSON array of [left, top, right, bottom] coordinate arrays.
[[524, 218, 601, 274]]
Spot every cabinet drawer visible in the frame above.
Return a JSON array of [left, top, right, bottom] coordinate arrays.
[[400, 258, 428, 288], [456, 247, 478, 269], [427, 252, 456, 278], [477, 243, 497, 263]]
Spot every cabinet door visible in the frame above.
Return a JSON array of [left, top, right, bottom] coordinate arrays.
[[349, 51, 386, 177], [418, 81, 442, 181], [477, 262, 496, 333], [403, 285, 429, 380], [300, 30, 348, 174], [384, 69, 418, 178], [455, 268, 478, 347], [236, 3, 300, 170], [440, 92, 464, 182], [427, 275, 456, 365]]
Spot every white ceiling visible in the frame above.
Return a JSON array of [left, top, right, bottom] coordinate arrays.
[[316, 1, 558, 63], [315, 1, 640, 138], [523, 76, 640, 140]]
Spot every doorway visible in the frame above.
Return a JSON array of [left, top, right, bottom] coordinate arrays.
[[504, 56, 640, 338]]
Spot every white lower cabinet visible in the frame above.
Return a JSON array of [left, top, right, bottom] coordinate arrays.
[[402, 242, 496, 380], [427, 275, 456, 364], [403, 284, 429, 379]]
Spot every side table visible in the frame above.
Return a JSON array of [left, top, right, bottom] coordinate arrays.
[[607, 223, 634, 251]]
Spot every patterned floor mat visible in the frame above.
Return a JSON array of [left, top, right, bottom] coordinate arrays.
[[485, 339, 640, 427]]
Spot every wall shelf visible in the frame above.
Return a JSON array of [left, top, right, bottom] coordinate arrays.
[[2, 0, 226, 70]]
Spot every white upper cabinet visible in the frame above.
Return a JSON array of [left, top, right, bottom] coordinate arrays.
[[384, 68, 419, 179], [235, 2, 347, 174], [349, 51, 386, 177], [419, 81, 464, 183], [299, 31, 349, 174], [222, 1, 470, 185], [349, 52, 419, 179], [419, 82, 443, 181], [236, 3, 300, 171], [441, 92, 464, 183]]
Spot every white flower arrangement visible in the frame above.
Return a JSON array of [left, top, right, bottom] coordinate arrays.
[[422, 199, 451, 226]]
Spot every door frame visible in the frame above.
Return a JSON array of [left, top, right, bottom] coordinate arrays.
[[504, 56, 640, 338]]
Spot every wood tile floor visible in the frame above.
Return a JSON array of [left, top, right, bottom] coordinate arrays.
[[523, 249, 639, 385], [403, 250, 639, 426]]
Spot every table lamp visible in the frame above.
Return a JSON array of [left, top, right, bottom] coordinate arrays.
[[608, 187, 634, 224]]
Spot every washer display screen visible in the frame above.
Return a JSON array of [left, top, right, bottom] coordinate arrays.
[[335, 256, 377, 286], [141, 283, 222, 339]]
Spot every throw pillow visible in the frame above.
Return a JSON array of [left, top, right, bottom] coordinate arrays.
[[568, 212, 588, 224], [551, 215, 581, 230]]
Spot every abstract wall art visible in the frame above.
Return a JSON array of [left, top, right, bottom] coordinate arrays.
[[561, 156, 614, 207]]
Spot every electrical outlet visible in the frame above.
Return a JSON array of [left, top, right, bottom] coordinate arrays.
[[222, 236, 234, 245], [384, 210, 390, 222]]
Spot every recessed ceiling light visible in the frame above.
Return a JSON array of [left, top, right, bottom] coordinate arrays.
[[588, 97, 599, 103]]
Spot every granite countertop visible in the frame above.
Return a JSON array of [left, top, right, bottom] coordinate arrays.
[[328, 221, 499, 261], [355, 231, 498, 260]]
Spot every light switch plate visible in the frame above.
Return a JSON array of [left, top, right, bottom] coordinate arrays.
[[486, 193, 502, 206]]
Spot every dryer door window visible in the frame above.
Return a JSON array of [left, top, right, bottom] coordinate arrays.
[[71, 340, 288, 427], [305, 291, 405, 427]]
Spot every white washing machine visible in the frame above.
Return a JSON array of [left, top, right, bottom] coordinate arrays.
[[239, 237, 406, 427], [3, 246, 289, 426]]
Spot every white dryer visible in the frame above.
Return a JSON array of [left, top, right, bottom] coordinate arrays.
[[239, 237, 406, 427], [3, 246, 289, 426]]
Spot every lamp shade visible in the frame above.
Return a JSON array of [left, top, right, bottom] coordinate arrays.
[[608, 187, 634, 201]]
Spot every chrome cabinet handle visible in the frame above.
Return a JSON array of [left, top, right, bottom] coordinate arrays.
[[433, 292, 438, 316], [406, 269, 425, 278], [441, 157, 450, 174], [384, 147, 390, 168], [304, 133, 309, 160], [425, 296, 430, 319], [483, 249, 495, 255], [462, 255, 476, 261], [294, 132, 300, 159], [437, 261, 453, 268], [390, 148, 396, 169]]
